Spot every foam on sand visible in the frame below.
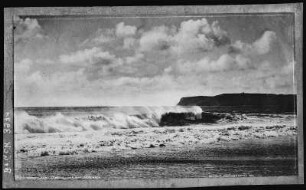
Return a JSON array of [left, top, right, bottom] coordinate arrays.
[[15, 117, 296, 158]]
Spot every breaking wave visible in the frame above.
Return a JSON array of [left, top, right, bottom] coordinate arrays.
[[15, 106, 205, 134]]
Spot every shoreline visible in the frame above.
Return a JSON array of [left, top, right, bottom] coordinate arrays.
[[15, 113, 298, 180], [15, 118, 297, 158], [16, 135, 297, 180]]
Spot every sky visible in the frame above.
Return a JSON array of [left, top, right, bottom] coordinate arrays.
[[14, 14, 296, 107]]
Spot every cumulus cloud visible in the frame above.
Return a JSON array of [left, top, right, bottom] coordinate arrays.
[[79, 18, 231, 62], [123, 37, 137, 49], [210, 54, 237, 71], [115, 22, 137, 38], [84, 62, 118, 81], [139, 26, 173, 52], [253, 31, 277, 54], [175, 54, 252, 74], [138, 19, 230, 54], [125, 53, 144, 64], [229, 31, 277, 55], [172, 19, 230, 54], [58, 47, 128, 81], [59, 47, 116, 65], [80, 28, 115, 47], [14, 17, 46, 43], [81, 23, 137, 49], [235, 54, 252, 69], [14, 17, 294, 107], [164, 66, 173, 73], [92, 33, 113, 44], [212, 54, 252, 71]]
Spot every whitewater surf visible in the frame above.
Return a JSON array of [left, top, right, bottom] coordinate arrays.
[[14, 106, 231, 134]]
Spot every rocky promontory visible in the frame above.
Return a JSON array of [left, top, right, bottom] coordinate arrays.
[[177, 93, 297, 113]]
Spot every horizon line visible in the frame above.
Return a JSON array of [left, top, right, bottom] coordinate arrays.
[[14, 92, 298, 108]]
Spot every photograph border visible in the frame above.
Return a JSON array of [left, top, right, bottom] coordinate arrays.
[[3, 4, 304, 188]]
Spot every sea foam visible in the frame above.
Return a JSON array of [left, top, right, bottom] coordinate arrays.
[[15, 106, 204, 134]]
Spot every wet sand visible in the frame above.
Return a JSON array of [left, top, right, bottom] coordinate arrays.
[[15, 135, 297, 180]]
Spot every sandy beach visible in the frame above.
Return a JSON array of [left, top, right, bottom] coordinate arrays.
[[15, 135, 297, 180], [15, 114, 297, 180]]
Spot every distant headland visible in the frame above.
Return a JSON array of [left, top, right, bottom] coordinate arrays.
[[177, 93, 297, 113]]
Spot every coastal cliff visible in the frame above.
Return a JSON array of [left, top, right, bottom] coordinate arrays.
[[177, 93, 297, 113]]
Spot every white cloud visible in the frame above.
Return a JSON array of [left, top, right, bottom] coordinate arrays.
[[172, 19, 230, 54], [253, 31, 277, 54], [230, 31, 277, 55], [175, 54, 252, 74], [14, 17, 294, 107], [176, 58, 208, 74], [139, 26, 173, 52], [80, 22, 138, 50], [235, 54, 252, 69], [14, 17, 46, 43], [59, 47, 115, 65], [164, 66, 173, 73], [92, 34, 113, 44], [80, 28, 115, 47], [125, 53, 144, 64], [211, 54, 252, 71], [123, 37, 137, 49], [58, 47, 128, 81], [138, 18, 230, 55], [210, 54, 236, 71], [115, 22, 137, 38]]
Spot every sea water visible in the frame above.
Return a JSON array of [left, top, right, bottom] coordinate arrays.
[[15, 106, 203, 133]]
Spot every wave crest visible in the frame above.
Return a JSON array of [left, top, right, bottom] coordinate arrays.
[[15, 106, 204, 134]]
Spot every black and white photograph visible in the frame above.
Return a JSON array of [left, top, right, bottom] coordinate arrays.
[[3, 4, 303, 188]]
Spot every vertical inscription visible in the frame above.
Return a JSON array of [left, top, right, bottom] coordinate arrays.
[[3, 112, 12, 174]]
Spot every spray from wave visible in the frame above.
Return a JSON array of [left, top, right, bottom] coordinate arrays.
[[15, 106, 205, 134]]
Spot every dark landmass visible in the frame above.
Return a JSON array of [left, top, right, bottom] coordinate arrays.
[[178, 93, 297, 113], [160, 112, 242, 126]]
